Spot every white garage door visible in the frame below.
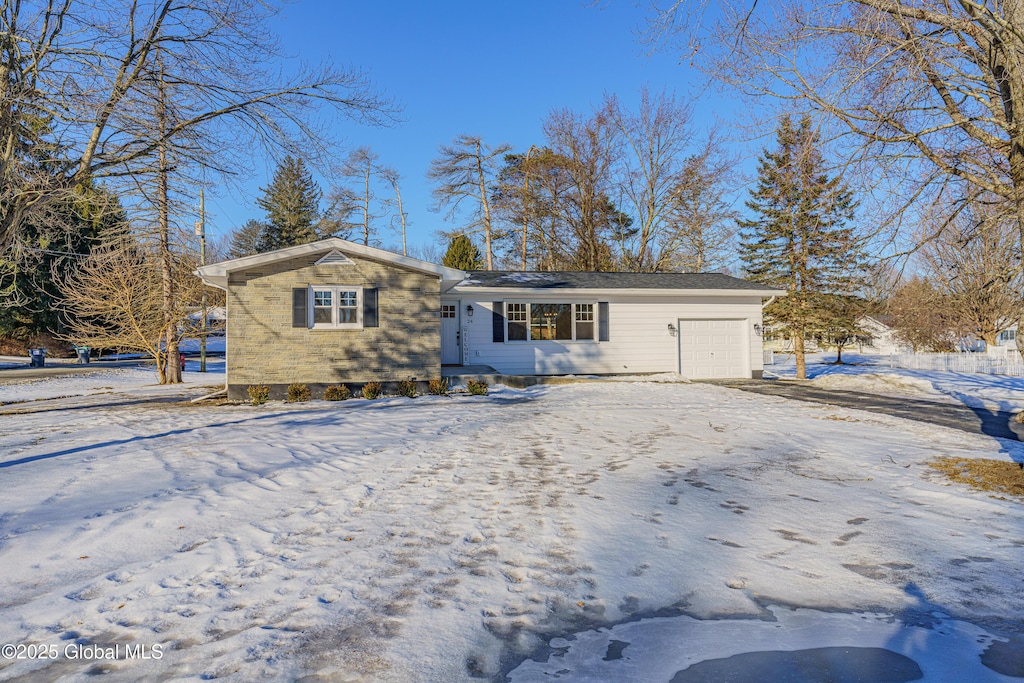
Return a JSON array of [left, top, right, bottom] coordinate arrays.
[[677, 319, 748, 379]]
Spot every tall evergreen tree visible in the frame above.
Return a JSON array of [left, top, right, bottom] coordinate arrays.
[[738, 115, 863, 379], [442, 234, 484, 270], [1, 183, 124, 343], [256, 156, 322, 251], [228, 220, 268, 259]]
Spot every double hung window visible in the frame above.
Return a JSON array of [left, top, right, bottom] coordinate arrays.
[[310, 286, 362, 329]]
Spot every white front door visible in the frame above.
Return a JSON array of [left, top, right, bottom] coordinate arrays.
[[677, 319, 748, 379], [441, 303, 461, 365]]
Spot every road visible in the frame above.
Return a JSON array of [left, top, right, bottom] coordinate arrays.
[[0, 359, 159, 384]]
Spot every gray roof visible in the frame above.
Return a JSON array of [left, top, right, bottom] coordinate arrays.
[[456, 270, 776, 291]]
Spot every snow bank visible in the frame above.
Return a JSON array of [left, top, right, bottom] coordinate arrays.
[[771, 352, 1024, 414]]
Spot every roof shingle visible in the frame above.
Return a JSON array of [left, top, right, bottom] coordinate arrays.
[[456, 271, 775, 291]]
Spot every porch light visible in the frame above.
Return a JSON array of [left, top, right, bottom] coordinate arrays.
[[667, 323, 677, 337], [466, 305, 474, 317], [754, 323, 763, 336]]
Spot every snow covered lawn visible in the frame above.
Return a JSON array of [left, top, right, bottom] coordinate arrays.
[[1, 373, 1022, 681]]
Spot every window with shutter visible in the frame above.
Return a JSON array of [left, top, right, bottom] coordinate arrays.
[[598, 302, 610, 341], [305, 286, 365, 329], [492, 302, 505, 342]]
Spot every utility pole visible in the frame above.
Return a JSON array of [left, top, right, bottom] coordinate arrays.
[[195, 189, 207, 373]]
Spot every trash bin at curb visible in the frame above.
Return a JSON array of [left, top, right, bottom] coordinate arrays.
[[29, 348, 46, 368], [75, 346, 91, 364]]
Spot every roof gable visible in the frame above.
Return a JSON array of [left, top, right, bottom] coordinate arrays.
[[195, 238, 466, 290]]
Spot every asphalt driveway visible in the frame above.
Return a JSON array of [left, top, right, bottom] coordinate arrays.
[[706, 378, 1024, 442]]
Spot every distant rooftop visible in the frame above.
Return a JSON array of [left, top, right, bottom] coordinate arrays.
[[456, 271, 776, 291]]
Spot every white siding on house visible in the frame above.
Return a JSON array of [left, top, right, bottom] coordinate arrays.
[[445, 294, 765, 378]]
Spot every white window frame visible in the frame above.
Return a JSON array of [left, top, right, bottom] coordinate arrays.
[[504, 301, 598, 343], [309, 285, 363, 329]]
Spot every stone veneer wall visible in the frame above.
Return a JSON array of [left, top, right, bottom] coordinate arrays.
[[226, 250, 441, 398]]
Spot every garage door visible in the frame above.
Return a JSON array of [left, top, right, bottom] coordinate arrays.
[[677, 319, 748, 379]]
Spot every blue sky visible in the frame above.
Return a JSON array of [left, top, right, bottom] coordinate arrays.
[[203, 1, 754, 253]]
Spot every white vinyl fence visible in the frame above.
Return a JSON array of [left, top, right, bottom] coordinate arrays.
[[888, 351, 1024, 377], [763, 350, 775, 366]]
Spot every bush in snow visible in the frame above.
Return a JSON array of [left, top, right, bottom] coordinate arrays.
[[324, 384, 351, 401], [247, 383, 270, 405], [286, 383, 311, 403], [398, 379, 417, 398], [428, 378, 449, 396], [362, 381, 383, 400], [466, 379, 488, 396]]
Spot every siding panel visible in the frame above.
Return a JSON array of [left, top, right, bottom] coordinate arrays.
[[450, 295, 765, 377]]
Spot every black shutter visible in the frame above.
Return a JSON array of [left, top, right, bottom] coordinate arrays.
[[492, 301, 505, 342], [364, 288, 379, 327], [292, 288, 307, 328], [598, 302, 610, 341]]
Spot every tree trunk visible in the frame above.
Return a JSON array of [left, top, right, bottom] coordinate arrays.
[[1011, 131, 1024, 361], [157, 62, 181, 384], [794, 333, 806, 380], [362, 160, 371, 246], [475, 140, 494, 270]]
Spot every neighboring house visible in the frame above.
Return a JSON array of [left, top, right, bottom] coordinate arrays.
[[855, 315, 910, 355], [764, 315, 909, 356], [955, 322, 1018, 354], [995, 324, 1018, 349], [196, 238, 782, 399], [184, 306, 227, 336]]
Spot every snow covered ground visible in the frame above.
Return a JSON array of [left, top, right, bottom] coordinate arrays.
[[769, 352, 1024, 415], [0, 360, 225, 406], [1, 366, 1023, 681]]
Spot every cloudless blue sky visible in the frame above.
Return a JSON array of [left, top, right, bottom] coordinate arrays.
[[204, 1, 754, 254]]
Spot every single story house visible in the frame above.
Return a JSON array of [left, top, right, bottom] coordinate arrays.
[[196, 238, 783, 399], [854, 315, 910, 355]]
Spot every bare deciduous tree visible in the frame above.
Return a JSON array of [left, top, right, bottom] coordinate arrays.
[[644, 0, 1024, 347], [607, 88, 697, 271], [0, 0, 396, 248], [428, 135, 511, 270], [379, 165, 409, 256], [661, 138, 738, 273], [543, 108, 624, 271], [920, 201, 1024, 349], [887, 276, 958, 352], [57, 237, 203, 384], [337, 147, 381, 246]]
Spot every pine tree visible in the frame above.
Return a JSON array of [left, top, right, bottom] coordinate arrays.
[[256, 156, 322, 251], [228, 220, 267, 258], [442, 234, 484, 270], [738, 115, 863, 379], [1, 183, 124, 342]]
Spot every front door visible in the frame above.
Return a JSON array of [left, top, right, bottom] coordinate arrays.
[[441, 303, 461, 365]]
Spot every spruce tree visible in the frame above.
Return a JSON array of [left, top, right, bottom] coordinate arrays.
[[255, 156, 322, 251], [442, 234, 484, 270], [738, 115, 863, 379], [228, 220, 268, 258]]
